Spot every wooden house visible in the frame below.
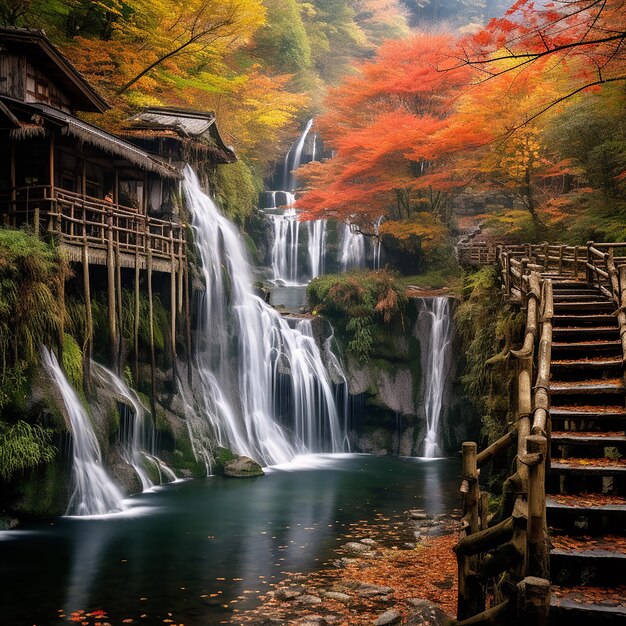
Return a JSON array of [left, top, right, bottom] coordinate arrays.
[[0, 27, 185, 274]]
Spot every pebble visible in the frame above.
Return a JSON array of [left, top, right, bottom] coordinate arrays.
[[295, 594, 323, 605], [275, 588, 302, 601], [343, 541, 372, 555], [408, 510, 429, 520]]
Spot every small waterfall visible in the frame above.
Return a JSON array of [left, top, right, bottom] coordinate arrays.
[[185, 166, 346, 467], [373, 216, 383, 270], [266, 119, 326, 284], [307, 219, 327, 279], [42, 349, 126, 516], [417, 298, 454, 458], [340, 223, 366, 271], [91, 363, 176, 489]]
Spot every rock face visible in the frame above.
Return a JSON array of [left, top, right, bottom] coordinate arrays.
[[337, 297, 479, 457], [224, 455, 264, 478]]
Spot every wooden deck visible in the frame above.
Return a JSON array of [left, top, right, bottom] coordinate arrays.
[[2, 185, 186, 273]]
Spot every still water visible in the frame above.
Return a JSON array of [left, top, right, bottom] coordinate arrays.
[[0, 455, 459, 625]]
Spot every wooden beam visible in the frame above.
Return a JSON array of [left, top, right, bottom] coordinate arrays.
[[106, 210, 117, 369], [526, 436, 549, 579], [147, 248, 157, 418], [82, 241, 93, 394], [517, 577, 550, 626]]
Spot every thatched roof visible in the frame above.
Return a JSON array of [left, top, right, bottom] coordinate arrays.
[[3, 98, 180, 178], [124, 106, 237, 163], [0, 27, 109, 113]]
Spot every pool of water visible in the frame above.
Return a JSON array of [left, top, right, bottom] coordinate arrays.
[[0, 454, 460, 625]]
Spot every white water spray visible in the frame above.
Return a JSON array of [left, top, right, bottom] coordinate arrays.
[[340, 223, 366, 271], [184, 167, 346, 467], [417, 298, 453, 458], [42, 349, 126, 515]]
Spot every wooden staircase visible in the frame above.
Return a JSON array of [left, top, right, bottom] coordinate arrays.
[[547, 280, 626, 624]]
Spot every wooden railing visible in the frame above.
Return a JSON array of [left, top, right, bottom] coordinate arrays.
[[456, 271, 552, 625], [1, 186, 186, 267], [456, 239, 626, 624]]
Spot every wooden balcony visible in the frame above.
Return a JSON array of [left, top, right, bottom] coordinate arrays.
[[1, 186, 186, 273]]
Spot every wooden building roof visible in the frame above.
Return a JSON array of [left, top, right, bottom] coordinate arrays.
[[124, 106, 237, 164], [0, 27, 109, 113], [3, 97, 180, 178]]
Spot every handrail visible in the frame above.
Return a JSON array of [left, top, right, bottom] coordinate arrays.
[[456, 265, 554, 624], [0, 186, 186, 266]]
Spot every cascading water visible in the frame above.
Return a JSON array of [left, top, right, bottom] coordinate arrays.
[[373, 216, 383, 270], [340, 222, 366, 271], [184, 166, 347, 467], [307, 219, 327, 278], [91, 363, 176, 489], [265, 119, 327, 283], [417, 298, 454, 458], [42, 349, 126, 515]]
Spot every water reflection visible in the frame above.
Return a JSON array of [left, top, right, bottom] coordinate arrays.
[[1, 455, 459, 625]]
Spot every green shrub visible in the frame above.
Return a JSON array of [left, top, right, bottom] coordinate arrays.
[[308, 270, 407, 361], [0, 420, 57, 480], [62, 334, 83, 390]]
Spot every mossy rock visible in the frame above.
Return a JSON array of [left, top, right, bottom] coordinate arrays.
[[223, 455, 264, 478]]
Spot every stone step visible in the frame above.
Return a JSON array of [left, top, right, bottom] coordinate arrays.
[[551, 357, 622, 372], [550, 406, 626, 421], [552, 326, 620, 340], [550, 460, 626, 476], [551, 586, 626, 625], [553, 293, 610, 302], [553, 301, 615, 312], [552, 314, 617, 327], [550, 379, 625, 395], [551, 340, 622, 356], [547, 494, 626, 515], [551, 432, 626, 446]]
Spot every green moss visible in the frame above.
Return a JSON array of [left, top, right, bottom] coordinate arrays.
[[14, 459, 69, 517], [214, 160, 262, 226]]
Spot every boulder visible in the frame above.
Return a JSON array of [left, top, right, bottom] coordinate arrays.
[[404, 599, 450, 625], [224, 455, 264, 478]]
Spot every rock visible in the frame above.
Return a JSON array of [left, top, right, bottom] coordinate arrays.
[[357, 583, 393, 597], [295, 594, 322, 605], [275, 587, 302, 601], [324, 591, 351, 604], [404, 599, 450, 625], [360, 538, 378, 546], [333, 557, 359, 568], [408, 510, 429, 521], [223, 455, 264, 478], [372, 609, 401, 625], [295, 615, 328, 625], [343, 541, 372, 555]]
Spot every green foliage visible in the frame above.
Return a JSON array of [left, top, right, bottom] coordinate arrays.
[[308, 269, 407, 361], [62, 334, 83, 390], [0, 420, 57, 480], [0, 229, 64, 375], [214, 160, 262, 226], [455, 266, 523, 444]]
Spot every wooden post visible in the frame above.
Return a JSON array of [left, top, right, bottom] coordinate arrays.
[[134, 228, 140, 386], [586, 241, 594, 283], [573, 246, 578, 278], [526, 436, 549, 579], [517, 577, 550, 626], [458, 442, 484, 620], [558, 246, 563, 275], [147, 249, 157, 419], [9, 144, 16, 226], [169, 226, 178, 383], [479, 492, 489, 532], [116, 247, 123, 373], [618, 265, 626, 405], [57, 263, 65, 370], [106, 209, 117, 368], [184, 259, 193, 386], [82, 240, 93, 393]]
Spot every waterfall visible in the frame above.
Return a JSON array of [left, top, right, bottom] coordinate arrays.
[[373, 216, 383, 270], [184, 166, 346, 467], [91, 363, 176, 489], [266, 119, 327, 284], [283, 119, 314, 191], [307, 219, 327, 279], [417, 298, 454, 458], [42, 349, 126, 516], [340, 223, 366, 271]]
